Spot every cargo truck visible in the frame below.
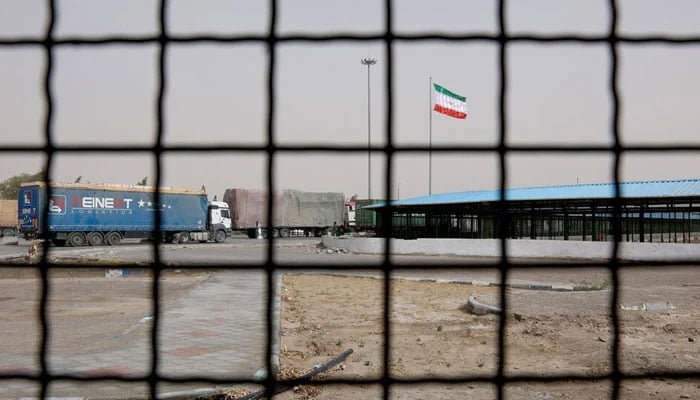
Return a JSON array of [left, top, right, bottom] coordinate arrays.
[[343, 199, 382, 234], [0, 199, 18, 237], [223, 188, 344, 238], [344, 200, 356, 230], [18, 182, 231, 246], [354, 199, 382, 233]]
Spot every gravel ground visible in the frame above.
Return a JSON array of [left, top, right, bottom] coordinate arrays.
[[275, 270, 699, 400]]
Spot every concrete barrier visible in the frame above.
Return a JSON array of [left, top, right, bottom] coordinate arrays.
[[322, 237, 700, 261]]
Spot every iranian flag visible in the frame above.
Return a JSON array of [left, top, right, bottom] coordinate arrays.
[[433, 83, 467, 119]]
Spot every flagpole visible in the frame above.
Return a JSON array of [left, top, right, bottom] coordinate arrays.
[[429, 76, 433, 195]]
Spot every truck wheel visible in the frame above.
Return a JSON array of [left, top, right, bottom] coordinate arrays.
[[214, 230, 226, 243], [86, 232, 104, 246], [2, 228, 15, 237], [272, 228, 280, 238], [67, 232, 86, 247], [106, 232, 122, 246], [280, 228, 290, 238], [178, 231, 190, 244]]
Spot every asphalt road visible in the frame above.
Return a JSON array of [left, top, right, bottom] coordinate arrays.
[[1, 235, 617, 286]]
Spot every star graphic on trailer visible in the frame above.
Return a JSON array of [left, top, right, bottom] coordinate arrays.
[[147, 202, 152, 207], [138, 199, 145, 208]]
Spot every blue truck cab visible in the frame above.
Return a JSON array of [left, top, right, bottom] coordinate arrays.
[[18, 182, 231, 246]]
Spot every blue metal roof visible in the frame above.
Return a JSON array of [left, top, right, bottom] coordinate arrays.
[[369, 178, 700, 208]]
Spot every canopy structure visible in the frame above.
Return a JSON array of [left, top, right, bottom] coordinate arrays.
[[368, 179, 700, 243]]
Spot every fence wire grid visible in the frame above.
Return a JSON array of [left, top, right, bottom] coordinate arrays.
[[1, 0, 699, 399]]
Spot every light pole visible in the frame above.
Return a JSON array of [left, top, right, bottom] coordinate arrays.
[[361, 57, 376, 200]]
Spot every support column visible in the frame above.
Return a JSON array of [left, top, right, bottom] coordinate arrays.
[[563, 206, 569, 240], [639, 204, 645, 243], [592, 203, 598, 241]]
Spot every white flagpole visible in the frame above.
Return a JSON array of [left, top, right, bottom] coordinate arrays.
[[429, 76, 433, 195]]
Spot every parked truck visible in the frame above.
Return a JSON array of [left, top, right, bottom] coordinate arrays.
[[343, 198, 382, 234], [18, 182, 231, 246], [223, 188, 344, 238], [0, 199, 18, 237], [344, 200, 356, 230]]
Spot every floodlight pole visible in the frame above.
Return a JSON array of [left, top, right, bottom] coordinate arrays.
[[361, 58, 377, 200]]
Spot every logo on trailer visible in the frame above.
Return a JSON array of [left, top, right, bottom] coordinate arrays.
[[23, 191, 32, 205], [49, 195, 66, 215], [68, 195, 134, 215]]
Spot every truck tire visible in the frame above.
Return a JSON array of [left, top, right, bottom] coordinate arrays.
[[67, 232, 86, 247], [106, 232, 122, 246], [280, 228, 290, 238], [178, 231, 190, 244], [272, 228, 280, 238], [86, 232, 104, 246], [2, 228, 15, 237], [214, 229, 226, 243]]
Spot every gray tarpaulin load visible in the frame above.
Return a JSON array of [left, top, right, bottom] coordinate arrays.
[[0, 200, 16, 230], [223, 188, 345, 229]]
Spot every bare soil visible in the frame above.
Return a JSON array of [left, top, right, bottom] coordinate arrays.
[[274, 270, 700, 400]]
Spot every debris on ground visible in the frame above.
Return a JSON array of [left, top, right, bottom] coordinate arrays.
[[620, 302, 676, 311], [26, 240, 44, 261], [318, 246, 349, 255], [199, 349, 353, 400], [463, 296, 502, 315], [223, 388, 255, 399]]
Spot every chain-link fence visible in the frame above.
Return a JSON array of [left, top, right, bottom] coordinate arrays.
[[1, 1, 699, 399]]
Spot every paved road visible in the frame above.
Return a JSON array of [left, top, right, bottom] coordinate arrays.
[[1, 237, 280, 399], [1, 269, 273, 399]]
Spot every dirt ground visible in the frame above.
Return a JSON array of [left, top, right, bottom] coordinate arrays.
[[273, 270, 700, 400]]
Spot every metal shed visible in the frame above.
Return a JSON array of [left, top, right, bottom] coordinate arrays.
[[368, 179, 700, 242]]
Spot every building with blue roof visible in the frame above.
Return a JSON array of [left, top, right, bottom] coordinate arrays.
[[367, 178, 700, 242]]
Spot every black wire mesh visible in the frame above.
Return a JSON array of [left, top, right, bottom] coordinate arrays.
[[0, 0, 699, 399]]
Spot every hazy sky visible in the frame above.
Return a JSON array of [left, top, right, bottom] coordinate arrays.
[[0, 0, 698, 200]]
